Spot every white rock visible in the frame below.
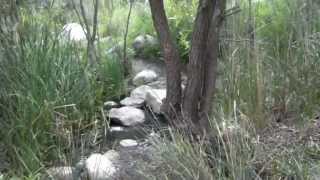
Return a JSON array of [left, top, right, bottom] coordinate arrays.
[[109, 107, 145, 126], [61, 23, 86, 42], [120, 97, 144, 107], [103, 150, 120, 163], [109, 126, 124, 132], [85, 153, 117, 180], [145, 89, 166, 114], [119, 139, 138, 148], [133, 70, 158, 86], [46, 166, 75, 180], [130, 85, 153, 100]]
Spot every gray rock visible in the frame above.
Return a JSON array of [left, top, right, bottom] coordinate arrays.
[[132, 34, 158, 55], [120, 97, 144, 107], [103, 150, 120, 163], [130, 85, 153, 100], [147, 77, 166, 89], [120, 139, 138, 148], [109, 107, 145, 126], [133, 70, 158, 86], [46, 166, 76, 180], [145, 89, 166, 114], [131, 58, 166, 76], [85, 153, 117, 180]]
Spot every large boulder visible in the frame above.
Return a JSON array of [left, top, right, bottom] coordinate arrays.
[[145, 89, 166, 114], [61, 23, 86, 42], [132, 70, 158, 86], [109, 107, 145, 126], [85, 153, 117, 180], [132, 34, 159, 57]]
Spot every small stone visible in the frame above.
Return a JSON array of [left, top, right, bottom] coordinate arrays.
[[120, 97, 144, 107], [120, 139, 138, 148], [110, 126, 124, 132], [85, 153, 117, 180], [133, 70, 158, 86], [109, 107, 145, 126], [104, 101, 118, 109], [46, 166, 76, 180]]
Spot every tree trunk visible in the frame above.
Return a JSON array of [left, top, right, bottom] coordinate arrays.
[[182, 0, 215, 131], [149, 0, 226, 136], [199, 0, 226, 132], [149, 0, 183, 123]]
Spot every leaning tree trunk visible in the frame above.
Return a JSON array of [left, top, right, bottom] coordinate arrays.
[[149, 0, 226, 136], [0, 0, 19, 61], [149, 0, 183, 123]]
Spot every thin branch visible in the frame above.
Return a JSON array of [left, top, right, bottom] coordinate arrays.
[[92, 0, 99, 41], [79, 0, 91, 38], [123, 0, 134, 75], [224, 6, 241, 17]]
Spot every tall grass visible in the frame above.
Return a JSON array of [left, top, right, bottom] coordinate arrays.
[[0, 9, 124, 175], [142, 111, 320, 180], [217, 0, 320, 127]]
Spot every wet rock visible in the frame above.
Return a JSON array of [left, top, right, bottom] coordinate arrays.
[[85, 153, 117, 180], [145, 89, 166, 114], [120, 97, 144, 107], [108, 126, 148, 143], [120, 139, 138, 148], [109, 107, 145, 126], [133, 70, 158, 86]]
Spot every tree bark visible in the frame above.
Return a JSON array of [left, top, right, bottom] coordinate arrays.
[[182, 0, 215, 130], [199, 0, 226, 132], [149, 0, 183, 123]]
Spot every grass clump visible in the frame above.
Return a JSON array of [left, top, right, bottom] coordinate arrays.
[[0, 11, 124, 176]]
